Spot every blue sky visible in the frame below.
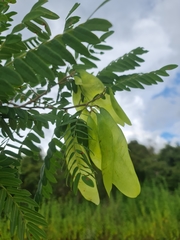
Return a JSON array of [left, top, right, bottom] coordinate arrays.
[[9, 0, 180, 152]]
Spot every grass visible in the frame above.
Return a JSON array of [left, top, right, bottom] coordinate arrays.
[[1, 181, 180, 239], [41, 181, 180, 240]]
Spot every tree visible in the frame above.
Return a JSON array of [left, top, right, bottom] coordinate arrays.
[[0, 0, 177, 239]]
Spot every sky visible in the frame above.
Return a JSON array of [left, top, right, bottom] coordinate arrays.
[[9, 0, 180, 152]]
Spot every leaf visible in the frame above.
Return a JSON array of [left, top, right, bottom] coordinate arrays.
[[23, 139, 40, 152], [72, 26, 100, 44], [15, 108, 28, 121], [24, 213, 47, 226], [160, 64, 178, 70], [100, 30, 114, 41], [45, 169, 57, 183], [0, 177, 22, 187], [5, 34, 21, 44], [31, 0, 48, 10], [23, 7, 59, 22], [0, 106, 9, 114], [23, 10, 46, 22], [73, 172, 81, 195], [0, 118, 14, 140], [87, 0, 110, 19], [27, 132, 41, 143], [0, 52, 12, 60], [64, 16, 81, 31], [33, 17, 51, 35], [10, 203, 19, 235], [94, 44, 113, 50], [82, 18, 112, 31], [62, 32, 90, 57], [64, 127, 99, 204], [66, 3, 80, 20], [14, 58, 39, 85], [36, 44, 65, 66], [24, 21, 50, 40], [11, 23, 26, 33], [0, 80, 15, 99], [13, 196, 39, 207], [48, 38, 76, 64], [17, 215, 25, 240], [0, 66, 23, 87], [20, 148, 34, 157], [25, 50, 55, 81], [37, 6, 59, 20], [27, 222, 47, 239], [0, 188, 6, 215], [4, 196, 13, 214], [32, 113, 56, 124], [7, 188, 31, 197], [81, 175, 94, 187], [98, 108, 140, 198]]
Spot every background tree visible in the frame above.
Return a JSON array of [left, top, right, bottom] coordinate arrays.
[[0, 0, 177, 239]]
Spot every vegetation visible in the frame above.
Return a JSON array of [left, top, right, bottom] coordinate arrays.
[[0, 0, 178, 239], [1, 182, 180, 240], [18, 141, 180, 200]]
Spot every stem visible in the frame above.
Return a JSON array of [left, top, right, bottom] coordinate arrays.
[[8, 88, 106, 111]]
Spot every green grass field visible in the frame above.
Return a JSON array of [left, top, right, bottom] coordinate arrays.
[[1, 181, 180, 240]]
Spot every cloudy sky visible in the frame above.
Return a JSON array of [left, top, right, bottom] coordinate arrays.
[[10, 0, 180, 152]]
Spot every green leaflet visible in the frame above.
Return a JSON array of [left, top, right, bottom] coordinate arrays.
[[82, 18, 112, 31], [62, 32, 90, 57], [25, 50, 55, 81], [72, 26, 100, 44], [27, 222, 47, 239], [0, 177, 22, 187], [23, 7, 59, 22], [109, 88, 131, 125], [96, 111, 113, 196], [94, 44, 113, 50], [11, 23, 26, 34], [64, 125, 100, 204], [27, 132, 41, 143], [0, 66, 23, 87], [33, 17, 51, 35], [24, 21, 50, 40], [100, 30, 114, 41], [14, 58, 39, 85], [0, 79, 15, 100], [37, 44, 65, 66], [45, 168, 57, 183], [80, 57, 97, 69], [0, 52, 12, 60], [47, 39, 76, 64], [65, 3, 80, 19], [34, 6, 59, 20], [10, 203, 19, 235], [5, 34, 21, 44], [23, 138, 40, 152], [99, 47, 147, 75], [64, 16, 81, 31], [0, 118, 14, 140], [0, 189, 6, 215], [98, 108, 141, 198], [31, 0, 48, 10]]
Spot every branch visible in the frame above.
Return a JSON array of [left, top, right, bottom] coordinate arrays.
[[9, 73, 75, 109], [8, 88, 106, 111]]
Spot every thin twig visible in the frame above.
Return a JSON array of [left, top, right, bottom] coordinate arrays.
[[8, 88, 106, 111], [9, 73, 75, 109]]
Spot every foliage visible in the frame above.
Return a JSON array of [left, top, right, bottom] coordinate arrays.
[[0, 0, 178, 239], [2, 181, 180, 240], [129, 141, 180, 191]]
